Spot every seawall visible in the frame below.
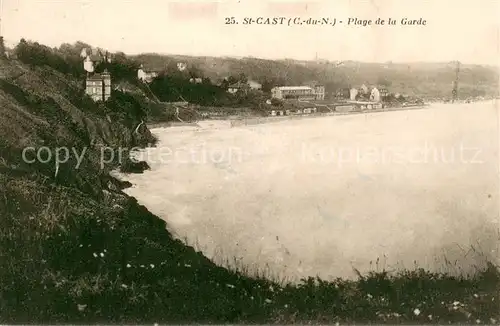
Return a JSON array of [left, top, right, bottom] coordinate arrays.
[[229, 105, 428, 127], [146, 106, 430, 130]]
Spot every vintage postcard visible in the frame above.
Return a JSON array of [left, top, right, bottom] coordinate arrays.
[[0, 0, 499, 324]]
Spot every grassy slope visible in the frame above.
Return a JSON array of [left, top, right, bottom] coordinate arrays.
[[0, 57, 499, 324]]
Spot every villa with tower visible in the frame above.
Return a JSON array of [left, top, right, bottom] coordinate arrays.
[[82, 47, 112, 102], [85, 70, 111, 102]]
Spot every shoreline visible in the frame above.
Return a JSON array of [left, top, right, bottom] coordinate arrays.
[[147, 104, 430, 129], [230, 104, 431, 127]]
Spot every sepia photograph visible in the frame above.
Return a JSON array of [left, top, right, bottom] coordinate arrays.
[[0, 0, 499, 324]]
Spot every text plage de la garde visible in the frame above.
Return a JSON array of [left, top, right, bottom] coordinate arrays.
[[224, 17, 427, 27]]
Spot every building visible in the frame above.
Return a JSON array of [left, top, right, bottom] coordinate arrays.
[[4, 49, 16, 59], [335, 88, 350, 99], [226, 80, 260, 93], [82, 48, 112, 102], [138, 65, 159, 83], [82, 46, 112, 74], [227, 81, 250, 94], [379, 88, 389, 97], [349, 88, 358, 100], [86, 70, 111, 102], [271, 86, 315, 100], [271, 85, 324, 101], [189, 77, 203, 84], [177, 62, 187, 71], [313, 85, 325, 100], [81, 47, 107, 64], [303, 81, 325, 100], [370, 87, 381, 102], [247, 80, 262, 90], [269, 104, 317, 116], [359, 84, 369, 95], [84, 56, 95, 73], [270, 110, 286, 116]]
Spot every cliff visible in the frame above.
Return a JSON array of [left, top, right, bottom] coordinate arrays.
[[0, 57, 261, 322]]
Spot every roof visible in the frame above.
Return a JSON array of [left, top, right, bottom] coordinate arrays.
[[87, 73, 103, 80], [87, 72, 110, 80], [274, 86, 313, 91]]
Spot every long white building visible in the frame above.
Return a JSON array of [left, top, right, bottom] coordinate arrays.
[[271, 85, 325, 101]]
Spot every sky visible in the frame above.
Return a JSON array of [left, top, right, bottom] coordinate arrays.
[[1, 0, 499, 65]]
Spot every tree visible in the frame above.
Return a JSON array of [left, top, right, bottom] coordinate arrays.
[[260, 77, 274, 93], [227, 75, 238, 85], [188, 64, 203, 79], [220, 78, 229, 90], [0, 37, 6, 58], [238, 72, 248, 84], [270, 98, 283, 107], [14, 40, 71, 74], [94, 52, 140, 83], [114, 52, 127, 62], [73, 41, 92, 53], [377, 76, 392, 87], [164, 60, 187, 78]]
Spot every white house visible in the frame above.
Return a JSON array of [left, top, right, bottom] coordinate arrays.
[[227, 81, 249, 94], [138, 66, 159, 83], [83, 56, 94, 73], [189, 77, 203, 84], [138, 68, 147, 81], [370, 87, 381, 102], [177, 62, 187, 71], [271, 86, 315, 100], [349, 88, 358, 100], [247, 80, 262, 90]]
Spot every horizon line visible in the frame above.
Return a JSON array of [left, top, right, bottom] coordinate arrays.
[[133, 52, 499, 68], [4, 37, 500, 68]]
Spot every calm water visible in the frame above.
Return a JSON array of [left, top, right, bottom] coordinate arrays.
[[122, 102, 500, 282]]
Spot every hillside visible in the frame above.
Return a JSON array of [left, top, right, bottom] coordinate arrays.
[[0, 43, 499, 324], [133, 54, 499, 99], [0, 51, 276, 323]]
